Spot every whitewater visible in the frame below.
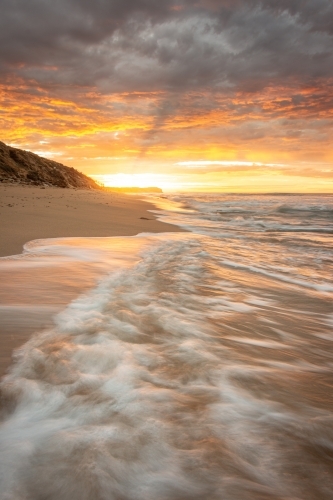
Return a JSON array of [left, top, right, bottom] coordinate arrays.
[[0, 193, 332, 500]]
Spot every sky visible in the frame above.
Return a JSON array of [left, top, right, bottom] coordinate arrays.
[[1, 0, 333, 192]]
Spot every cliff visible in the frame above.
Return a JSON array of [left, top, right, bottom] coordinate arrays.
[[0, 141, 100, 189]]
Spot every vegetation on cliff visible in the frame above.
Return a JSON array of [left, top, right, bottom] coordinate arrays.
[[0, 141, 99, 189]]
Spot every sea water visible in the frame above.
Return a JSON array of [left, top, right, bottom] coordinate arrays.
[[0, 193, 332, 500]]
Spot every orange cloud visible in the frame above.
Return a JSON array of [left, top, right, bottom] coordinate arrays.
[[1, 78, 332, 192]]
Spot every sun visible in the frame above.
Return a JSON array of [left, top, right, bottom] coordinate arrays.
[[92, 173, 178, 191]]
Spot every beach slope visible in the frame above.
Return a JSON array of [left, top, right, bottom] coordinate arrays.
[[0, 184, 183, 257], [0, 184, 183, 375]]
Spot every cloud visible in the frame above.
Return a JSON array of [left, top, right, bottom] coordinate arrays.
[[1, 0, 332, 185], [1, 0, 333, 94], [176, 160, 286, 167]]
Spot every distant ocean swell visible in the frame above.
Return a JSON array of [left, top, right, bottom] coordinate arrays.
[[0, 194, 333, 500]]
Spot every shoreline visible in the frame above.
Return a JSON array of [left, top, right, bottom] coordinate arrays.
[[0, 185, 184, 376], [0, 184, 183, 258]]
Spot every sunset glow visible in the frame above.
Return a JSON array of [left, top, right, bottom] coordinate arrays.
[[93, 173, 180, 191], [1, 2, 332, 192], [1, 3, 333, 496]]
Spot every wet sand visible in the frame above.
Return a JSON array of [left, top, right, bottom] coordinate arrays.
[[0, 184, 184, 376], [0, 184, 183, 257]]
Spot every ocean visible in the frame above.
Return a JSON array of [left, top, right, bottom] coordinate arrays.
[[0, 193, 333, 500]]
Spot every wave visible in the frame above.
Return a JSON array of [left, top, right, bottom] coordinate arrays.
[[275, 203, 333, 215], [220, 259, 333, 293], [1, 193, 333, 499]]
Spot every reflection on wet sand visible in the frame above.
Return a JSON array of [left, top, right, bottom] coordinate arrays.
[[0, 193, 333, 499]]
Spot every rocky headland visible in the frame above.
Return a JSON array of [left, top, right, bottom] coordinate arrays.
[[0, 141, 100, 189]]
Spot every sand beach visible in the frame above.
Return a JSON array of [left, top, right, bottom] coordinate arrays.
[[0, 184, 184, 376], [0, 184, 182, 257]]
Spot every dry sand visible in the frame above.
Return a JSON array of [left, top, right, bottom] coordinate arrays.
[[0, 184, 183, 257], [0, 184, 183, 376]]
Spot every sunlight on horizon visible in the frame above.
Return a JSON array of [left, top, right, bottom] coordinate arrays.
[[92, 173, 181, 191], [91, 171, 333, 194]]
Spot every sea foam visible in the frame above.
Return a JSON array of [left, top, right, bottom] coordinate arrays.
[[1, 193, 333, 499]]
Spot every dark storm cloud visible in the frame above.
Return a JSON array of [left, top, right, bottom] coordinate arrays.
[[0, 0, 175, 75], [1, 0, 333, 93], [195, 0, 333, 34]]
